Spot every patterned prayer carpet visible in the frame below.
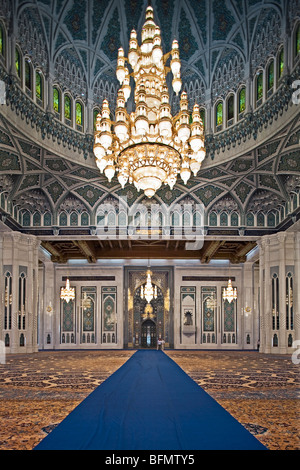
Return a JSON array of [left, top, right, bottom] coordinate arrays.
[[0, 349, 298, 450]]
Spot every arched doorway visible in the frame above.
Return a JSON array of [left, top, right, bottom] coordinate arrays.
[[141, 319, 156, 348]]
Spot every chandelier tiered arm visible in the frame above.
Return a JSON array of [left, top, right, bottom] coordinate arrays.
[[93, 6, 206, 198]]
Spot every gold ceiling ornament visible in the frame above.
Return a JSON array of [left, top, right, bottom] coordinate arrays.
[[222, 279, 237, 303], [140, 269, 157, 303], [60, 278, 75, 303], [93, 6, 205, 198]]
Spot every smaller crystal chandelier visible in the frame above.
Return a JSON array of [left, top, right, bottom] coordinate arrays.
[[60, 278, 75, 303], [223, 279, 237, 303], [140, 269, 157, 303]]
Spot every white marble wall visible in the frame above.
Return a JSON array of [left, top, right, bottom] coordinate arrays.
[[258, 227, 300, 354], [173, 263, 259, 350], [0, 229, 40, 353]]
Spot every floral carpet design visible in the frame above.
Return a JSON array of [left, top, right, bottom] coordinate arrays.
[[0, 349, 298, 450]]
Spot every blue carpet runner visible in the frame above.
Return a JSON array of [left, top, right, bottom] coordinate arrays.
[[35, 350, 266, 450]]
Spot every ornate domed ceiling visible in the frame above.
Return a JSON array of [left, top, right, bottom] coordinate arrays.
[[0, 0, 299, 261]]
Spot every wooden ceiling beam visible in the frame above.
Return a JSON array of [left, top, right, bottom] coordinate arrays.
[[41, 241, 67, 263], [72, 240, 97, 263], [200, 240, 225, 263]]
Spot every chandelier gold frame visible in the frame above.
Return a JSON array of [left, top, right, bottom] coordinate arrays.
[[93, 6, 205, 198]]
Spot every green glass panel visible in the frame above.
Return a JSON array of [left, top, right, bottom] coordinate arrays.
[[0, 25, 3, 56], [239, 88, 246, 113], [81, 212, 89, 226], [267, 61, 274, 90], [296, 25, 300, 56], [227, 95, 234, 121], [53, 87, 60, 113], [15, 48, 21, 78], [200, 109, 205, 130], [36, 71, 42, 100], [76, 102, 82, 125], [93, 109, 99, 130], [25, 60, 31, 89], [216, 102, 223, 126], [256, 72, 263, 101], [64, 95, 71, 120], [278, 49, 284, 78]]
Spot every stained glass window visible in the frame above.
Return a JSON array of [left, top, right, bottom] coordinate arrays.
[[227, 95, 234, 121], [76, 101, 83, 126], [36, 71, 42, 101], [15, 47, 21, 78], [231, 212, 239, 226], [25, 60, 32, 90], [278, 48, 284, 78], [296, 24, 300, 56], [239, 87, 246, 113], [53, 87, 60, 113], [209, 212, 217, 226], [256, 72, 263, 101], [267, 61, 274, 91], [93, 109, 99, 130], [70, 211, 78, 226], [64, 95, 71, 121], [81, 212, 89, 226], [0, 24, 4, 56], [216, 101, 223, 127], [200, 108, 205, 131]]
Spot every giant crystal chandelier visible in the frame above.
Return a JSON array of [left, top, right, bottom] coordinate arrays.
[[93, 6, 206, 198]]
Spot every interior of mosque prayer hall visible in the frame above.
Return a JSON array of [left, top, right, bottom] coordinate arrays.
[[0, 0, 299, 451]]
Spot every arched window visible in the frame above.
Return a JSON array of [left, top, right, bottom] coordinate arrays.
[[15, 46, 21, 79], [4, 271, 12, 330], [286, 272, 293, 331], [22, 210, 31, 226], [267, 60, 274, 95], [18, 272, 26, 330], [256, 71, 263, 106], [0, 22, 5, 59], [267, 212, 275, 227], [44, 212, 52, 226], [230, 212, 239, 226], [81, 212, 89, 226], [33, 211, 41, 226], [200, 108, 205, 131], [216, 101, 223, 130], [64, 94, 72, 124], [278, 47, 284, 79], [25, 59, 32, 92], [257, 212, 265, 226], [76, 101, 83, 130], [272, 273, 279, 330], [70, 211, 78, 226], [209, 211, 217, 226], [93, 108, 100, 131], [35, 70, 43, 105], [238, 87, 246, 116], [220, 212, 228, 226], [53, 86, 61, 117], [295, 24, 300, 58], [227, 95, 234, 126], [59, 211, 68, 226], [246, 212, 254, 226]]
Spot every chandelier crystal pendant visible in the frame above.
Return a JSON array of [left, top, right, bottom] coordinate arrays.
[[93, 6, 206, 198], [140, 269, 158, 303], [222, 279, 237, 303], [60, 278, 75, 303]]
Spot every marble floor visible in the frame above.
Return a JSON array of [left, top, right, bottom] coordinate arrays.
[[0, 349, 298, 451]]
